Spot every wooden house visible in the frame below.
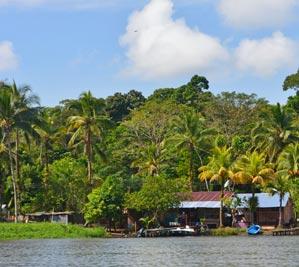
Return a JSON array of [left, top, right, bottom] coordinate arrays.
[[175, 191, 233, 228], [176, 192, 295, 228], [237, 193, 294, 227]]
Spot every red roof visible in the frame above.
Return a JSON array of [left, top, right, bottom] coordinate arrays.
[[187, 191, 233, 201]]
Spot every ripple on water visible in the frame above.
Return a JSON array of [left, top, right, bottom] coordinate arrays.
[[0, 236, 298, 267]]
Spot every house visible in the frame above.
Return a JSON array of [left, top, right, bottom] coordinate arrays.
[[127, 191, 295, 231], [25, 211, 83, 224], [237, 193, 294, 227], [176, 191, 233, 228], [176, 192, 295, 228]]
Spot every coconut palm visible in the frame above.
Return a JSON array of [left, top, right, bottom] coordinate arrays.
[[66, 91, 109, 184], [234, 151, 275, 223], [0, 82, 40, 222], [266, 173, 289, 228], [251, 104, 298, 162], [172, 112, 216, 190], [278, 143, 299, 178], [199, 146, 234, 227], [11, 82, 40, 189], [131, 142, 167, 176]]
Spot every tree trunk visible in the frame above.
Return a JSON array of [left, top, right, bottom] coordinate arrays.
[[219, 183, 224, 228], [15, 129, 21, 213], [251, 185, 256, 225], [189, 145, 193, 191], [278, 194, 283, 228], [43, 144, 49, 210], [7, 134, 18, 223], [45, 143, 49, 176], [15, 130, 20, 180], [86, 129, 92, 185], [204, 179, 210, 192]]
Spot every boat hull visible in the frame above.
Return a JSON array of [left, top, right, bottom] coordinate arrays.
[[247, 225, 262, 235]]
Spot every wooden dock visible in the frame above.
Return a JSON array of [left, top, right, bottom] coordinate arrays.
[[272, 227, 299, 236]]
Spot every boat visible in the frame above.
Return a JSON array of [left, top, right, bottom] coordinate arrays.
[[247, 224, 262, 235], [140, 226, 196, 237], [170, 226, 195, 236]]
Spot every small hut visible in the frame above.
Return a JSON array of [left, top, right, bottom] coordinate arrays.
[[25, 211, 82, 224], [236, 193, 294, 227]]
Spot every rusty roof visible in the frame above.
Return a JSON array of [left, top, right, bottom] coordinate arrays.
[[187, 191, 233, 201]]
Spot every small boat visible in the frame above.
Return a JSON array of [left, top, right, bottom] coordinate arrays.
[[247, 224, 262, 235]]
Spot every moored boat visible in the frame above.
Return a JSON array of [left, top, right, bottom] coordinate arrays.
[[247, 224, 262, 235]]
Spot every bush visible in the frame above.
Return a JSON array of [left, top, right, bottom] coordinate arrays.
[[211, 227, 246, 236]]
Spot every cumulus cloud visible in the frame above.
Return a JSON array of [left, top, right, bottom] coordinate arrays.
[[218, 0, 298, 28], [235, 32, 298, 76], [120, 0, 229, 79], [0, 41, 18, 71]]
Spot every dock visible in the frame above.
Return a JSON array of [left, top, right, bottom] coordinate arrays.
[[137, 226, 210, 237], [272, 227, 299, 236]]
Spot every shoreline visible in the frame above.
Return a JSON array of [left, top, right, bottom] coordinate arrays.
[[0, 223, 106, 241]]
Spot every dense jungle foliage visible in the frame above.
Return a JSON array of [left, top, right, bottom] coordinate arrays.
[[0, 71, 298, 228]]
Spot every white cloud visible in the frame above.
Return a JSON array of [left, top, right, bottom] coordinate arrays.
[[120, 0, 229, 79], [218, 0, 298, 28], [0, 41, 19, 71], [235, 32, 298, 76]]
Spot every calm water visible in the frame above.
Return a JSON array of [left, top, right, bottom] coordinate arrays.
[[0, 236, 298, 267]]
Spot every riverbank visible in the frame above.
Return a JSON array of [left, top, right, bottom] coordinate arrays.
[[0, 223, 106, 240], [210, 227, 247, 236]]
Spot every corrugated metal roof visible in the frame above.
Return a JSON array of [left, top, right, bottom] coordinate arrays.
[[179, 192, 290, 209], [186, 191, 233, 201], [236, 193, 290, 208], [180, 201, 220, 208]]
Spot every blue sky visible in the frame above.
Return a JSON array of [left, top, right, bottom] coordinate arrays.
[[0, 0, 298, 106]]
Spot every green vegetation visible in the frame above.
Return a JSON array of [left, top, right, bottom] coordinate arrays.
[[0, 73, 298, 229], [0, 223, 106, 240], [211, 227, 246, 236]]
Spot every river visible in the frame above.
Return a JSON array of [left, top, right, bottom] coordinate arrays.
[[0, 236, 298, 266]]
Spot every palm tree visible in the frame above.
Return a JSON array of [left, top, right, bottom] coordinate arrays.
[[0, 82, 40, 222], [66, 91, 109, 184], [234, 151, 275, 223], [131, 142, 166, 176], [11, 82, 40, 193], [266, 173, 289, 228], [199, 146, 234, 227], [251, 104, 298, 162], [172, 112, 215, 190], [278, 143, 299, 178], [277, 143, 299, 224]]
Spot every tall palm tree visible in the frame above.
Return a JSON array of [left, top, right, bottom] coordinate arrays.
[[234, 151, 275, 223], [0, 82, 40, 222], [11, 82, 40, 194], [278, 143, 299, 178], [251, 104, 298, 162], [266, 173, 289, 228], [172, 112, 215, 190], [277, 143, 299, 224], [67, 91, 109, 184], [199, 146, 234, 227]]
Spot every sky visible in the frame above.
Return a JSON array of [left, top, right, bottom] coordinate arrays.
[[0, 0, 298, 106]]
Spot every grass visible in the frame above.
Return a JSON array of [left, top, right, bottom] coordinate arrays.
[[210, 227, 246, 236], [0, 222, 106, 240]]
